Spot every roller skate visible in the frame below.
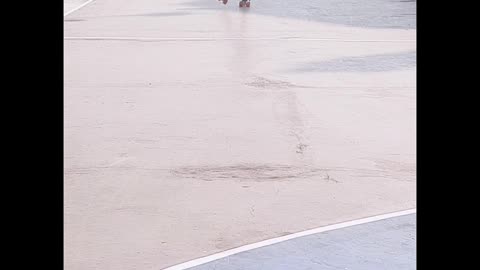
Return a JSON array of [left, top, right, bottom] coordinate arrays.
[[239, 0, 250, 8]]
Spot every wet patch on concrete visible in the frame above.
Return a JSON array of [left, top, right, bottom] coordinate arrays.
[[182, 0, 416, 29], [171, 164, 334, 182], [295, 51, 416, 73], [189, 214, 416, 270]]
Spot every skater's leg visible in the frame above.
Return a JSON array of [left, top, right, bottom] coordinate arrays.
[[239, 0, 250, 7]]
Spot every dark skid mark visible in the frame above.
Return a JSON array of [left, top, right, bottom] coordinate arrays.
[[296, 143, 308, 154], [171, 164, 333, 182], [295, 51, 416, 73]]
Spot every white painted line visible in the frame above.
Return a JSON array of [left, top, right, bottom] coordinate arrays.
[[64, 0, 95, 17], [161, 208, 416, 270], [64, 36, 414, 43]]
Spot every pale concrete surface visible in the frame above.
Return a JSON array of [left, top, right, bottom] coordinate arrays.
[[64, 0, 90, 15], [191, 214, 416, 270], [64, 0, 416, 269]]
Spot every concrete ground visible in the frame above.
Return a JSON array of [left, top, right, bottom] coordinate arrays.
[[64, 0, 416, 269]]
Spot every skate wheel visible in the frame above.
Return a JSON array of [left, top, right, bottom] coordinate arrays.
[[239, 2, 243, 7], [223, 0, 228, 4], [246, 2, 250, 7]]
